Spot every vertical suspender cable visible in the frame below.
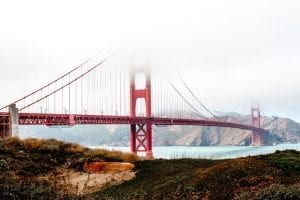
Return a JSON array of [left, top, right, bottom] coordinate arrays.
[[62, 78, 64, 113], [69, 73, 71, 114], [105, 60, 108, 114], [119, 52, 122, 115], [75, 69, 77, 114], [81, 66, 83, 114]]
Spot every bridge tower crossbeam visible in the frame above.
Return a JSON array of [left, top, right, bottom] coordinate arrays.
[[251, 107, 262, 145], [130, 69, 153, 158]]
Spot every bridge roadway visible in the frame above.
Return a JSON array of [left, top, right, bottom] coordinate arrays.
[[0, 112, 264, 133]]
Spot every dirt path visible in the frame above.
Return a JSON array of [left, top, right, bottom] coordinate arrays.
[[39, 169, 135, 195]]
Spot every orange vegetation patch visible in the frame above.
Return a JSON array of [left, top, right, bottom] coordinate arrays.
[[83, 162, 135, 173]]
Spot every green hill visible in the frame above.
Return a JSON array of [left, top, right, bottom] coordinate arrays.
[[94, 150, 300, 200]]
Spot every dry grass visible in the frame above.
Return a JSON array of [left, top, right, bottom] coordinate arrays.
[[84, 148, 139, 163], [0, 136, 139, 177], [2, 136, 139, 164], [3, 136, 22, 147], [21, 138, 45, 149], [65, 143, 86, 154]]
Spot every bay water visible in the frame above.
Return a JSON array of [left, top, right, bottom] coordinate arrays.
[[88, 143, 300, 159]]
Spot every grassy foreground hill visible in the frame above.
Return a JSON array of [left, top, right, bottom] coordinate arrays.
[[0, 137, 138, 199], [0, 137, 300, 200], [95, 151, 300, 200]]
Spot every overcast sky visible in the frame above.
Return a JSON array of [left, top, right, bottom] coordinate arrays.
[[0, 0, 299, 122]]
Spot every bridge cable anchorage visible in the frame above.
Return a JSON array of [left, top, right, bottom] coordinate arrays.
[[18, 50, 118, 112], [0, 49, 110, 112]]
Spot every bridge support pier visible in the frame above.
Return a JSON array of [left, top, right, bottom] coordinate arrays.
[[130, 69, 153, 159], [251, 107, 261, 145], [9, 104, 19, 137], [130, 123, 153, 158], [1, 104, 19, 138]]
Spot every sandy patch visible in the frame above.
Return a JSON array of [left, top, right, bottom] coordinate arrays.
[[39, 169, 135, 195]]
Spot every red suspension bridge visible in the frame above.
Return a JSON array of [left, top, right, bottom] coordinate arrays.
[[0, 49, 265, 158]]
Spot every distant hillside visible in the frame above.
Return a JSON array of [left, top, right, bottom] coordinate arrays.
[[19, 112, 300, 146]]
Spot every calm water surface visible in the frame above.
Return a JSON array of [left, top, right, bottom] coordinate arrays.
[[88, 143, 300, 159]]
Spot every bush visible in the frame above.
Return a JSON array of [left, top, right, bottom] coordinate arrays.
[[238, 184, 300, 200], [0, 159, 9, 171], [253, 184, 287, 200], [84, 148, 139, 163], [0, 176, 79, 200], [285, 184, 300, 199], [63, 143, 85, 154], [21, 138, 44, 149], [121, 152, 139, 163], [3, 136, 21, 148], [264, 150, 300, 174], [39, 143, 60, 151], [38, 139, 64, 152]]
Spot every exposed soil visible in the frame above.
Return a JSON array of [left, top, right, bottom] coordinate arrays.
[[39, 169, 135, 195]]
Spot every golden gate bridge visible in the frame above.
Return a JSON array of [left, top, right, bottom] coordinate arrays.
[[0, 49, 265, 158]]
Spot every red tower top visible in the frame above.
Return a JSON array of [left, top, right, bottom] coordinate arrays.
[[130, 69, 151, 117], [251, 107, 261, 145]]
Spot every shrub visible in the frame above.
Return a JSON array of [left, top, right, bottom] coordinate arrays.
[[64, 143, 85, 154], [84, 148, 139, 163], [38, 139, 63, 152], [238, 184, 300, 200], [285, 184, 300, 199], [0, 159, 8, 171], [253, 184, 287, 200], [84, 149, 121, 162], [3, 136, 21, 148], [39, 143, 60, 151], [264, 150, 300, 174], [0, 176, 79, 200], [121, 152, 139, 163], [21, 138, 44, 149]]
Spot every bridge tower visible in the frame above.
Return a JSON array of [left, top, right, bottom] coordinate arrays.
[[130, 69, 153, 159], [251, 107, 261, 145]]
